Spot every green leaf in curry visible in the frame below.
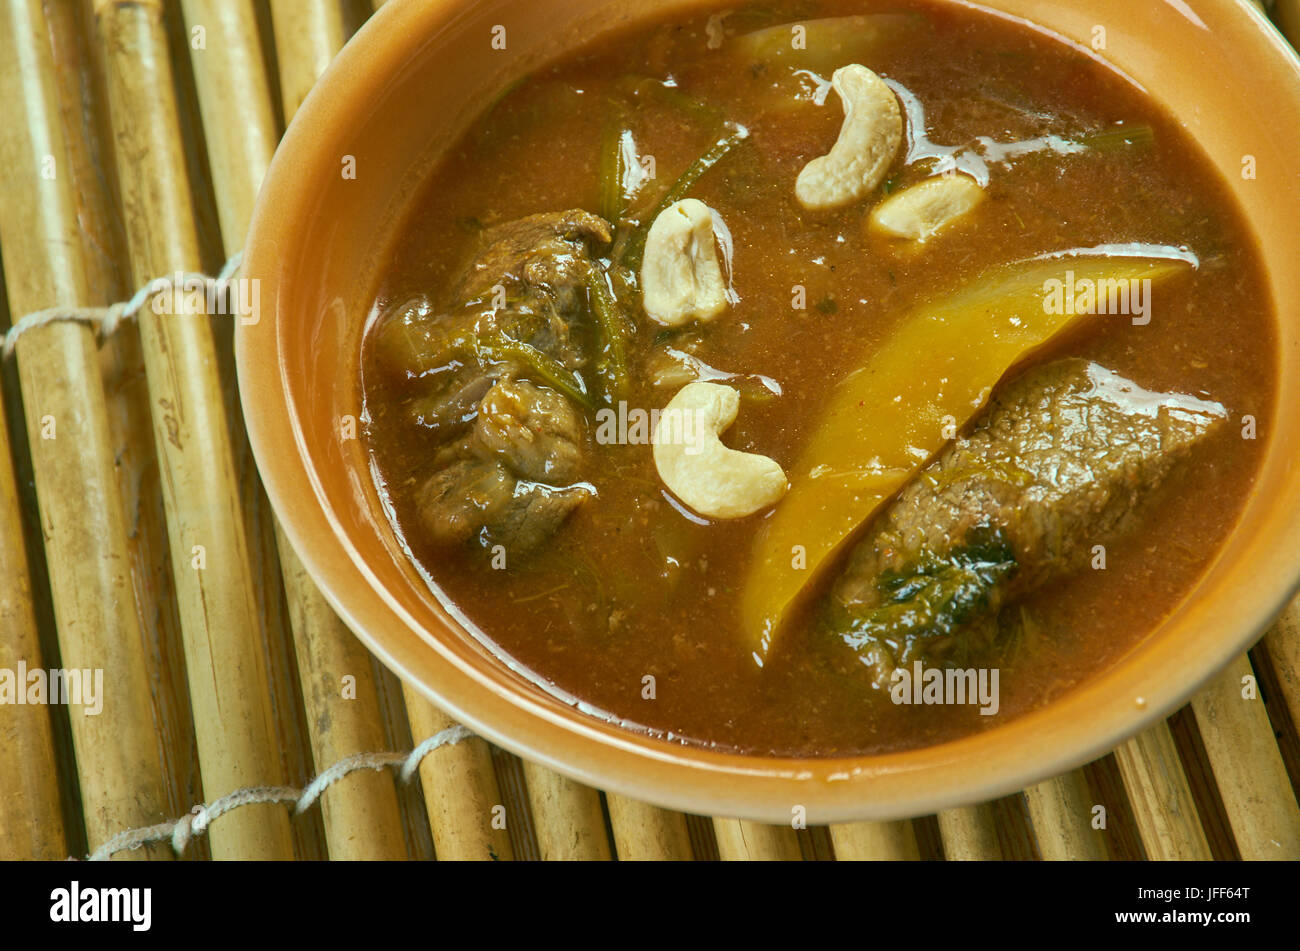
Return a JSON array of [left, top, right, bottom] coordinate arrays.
[[1077, 124, 1155, 152], [617, 124, 751, 270], [597, 108, 641, 225], [829, 525, 1017, 677], [474, 332, 595, 411], [582, 265, 633, 405]]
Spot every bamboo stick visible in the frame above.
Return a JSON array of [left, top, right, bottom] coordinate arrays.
[[522, 761, 612, 860], [1165, 707, 1237, 858], [676, 815, 715, 860], [266, 0, 511, 861], [283, 560, 407, 859], [403, 688, 514, 859], [268, 0, 526, 861], [1023, 771, 1106, 860], [0, 381, 65, 859], [1112, 722, 1211, 860], [180, 0, 279, 216], [490, 748, 540, 859], [1081, 756, 1143, 859], [268, 0, 347, 122], [168, 1, 319, 860], [1190, 653, 1300, 859], [828, 820, 921, 860], [937, 804, 1003, 860], [178, 0, 408, 861], [43, 2, 124, 310], [369, 660, 437, 860], [1262, 598, 1300, 747], [0, 0, 177, 859], [711, 819, 802, 860], [43, 0, 204, 825], [167, 2, 319, 857], [92, 0, 293, 860], [604, 794, 693, 860]]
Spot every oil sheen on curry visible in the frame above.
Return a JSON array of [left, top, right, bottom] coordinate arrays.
[[360, 0, 1275, 757]]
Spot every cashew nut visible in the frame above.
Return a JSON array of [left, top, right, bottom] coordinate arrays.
[[640, 198, 729, 327], [652, 381, 787, 519], [869, 174, 985, 242], [795, 64, 903, 211]]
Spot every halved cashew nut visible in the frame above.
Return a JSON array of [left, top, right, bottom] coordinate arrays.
[[641, 198, 729, 327], [795, 64, 903, 211], [652, 381, 787, 519], [869, 174, 985, 242]]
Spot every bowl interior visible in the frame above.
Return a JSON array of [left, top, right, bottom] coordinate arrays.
[[239, 0, 1300, 822]]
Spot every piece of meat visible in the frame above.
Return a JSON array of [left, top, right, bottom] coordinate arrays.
[[414, 458, 591, 553], [491, 480, 593, 552], [457, 209, 613, 303], [472, 377, 585, 482], [371, 294, 460, 384], [374, 210, 613, 556], [828, 358, 1228, 682], [408, 374, 498, 439], [374, 209, 613, 384], [455, 209, 613, 367], [413, 375, 590, 549], [416, 458, 515, 547]]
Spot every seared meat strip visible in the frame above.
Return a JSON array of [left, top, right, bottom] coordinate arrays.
[[829, 358, 1228, 683]]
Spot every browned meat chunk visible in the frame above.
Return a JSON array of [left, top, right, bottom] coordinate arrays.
[[490, 480, 593, 553], [829, 359, 1228, 683], [473, 378, 585, 482], [456, 209, 613, 305], [407, 374, 496, 439], [416, 458, 515, 547], [415, 457, 591, 552], [370, 210, 615, 554], [372, 209, 613, 385]]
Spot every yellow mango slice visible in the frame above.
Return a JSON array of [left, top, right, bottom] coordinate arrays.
[[741, 254, 1191, 662], [731, 15, 919, 73]]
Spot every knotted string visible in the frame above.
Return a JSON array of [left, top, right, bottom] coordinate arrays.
[[86, 724, 475, 861], [2, 252, 244, 360], [7, 259, 483, 861]]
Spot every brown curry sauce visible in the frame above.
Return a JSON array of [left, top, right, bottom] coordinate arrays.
[[360, 0, 1275, 756]]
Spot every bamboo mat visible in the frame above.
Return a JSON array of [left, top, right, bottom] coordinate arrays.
[[0, 0, 1298, 862]]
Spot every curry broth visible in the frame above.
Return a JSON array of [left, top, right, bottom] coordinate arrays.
[[361, 0, 1275, 756]]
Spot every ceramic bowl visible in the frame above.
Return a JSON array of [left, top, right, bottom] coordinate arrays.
[[238, 0, 1300, 822]]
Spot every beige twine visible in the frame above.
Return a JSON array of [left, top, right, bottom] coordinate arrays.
[[6, 258, 483, 862], [86, 724, 476, 860], [2, 252, 244, 359]]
